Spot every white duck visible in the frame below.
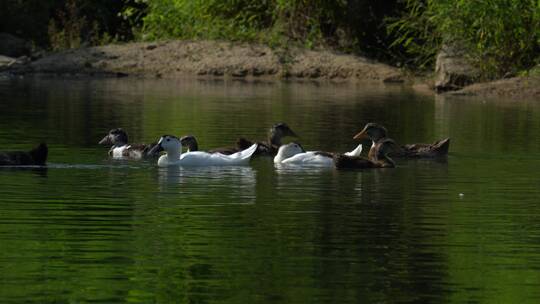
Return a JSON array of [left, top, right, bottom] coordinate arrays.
[[274, 142, 363, 167], [149, 135, 258, 167]]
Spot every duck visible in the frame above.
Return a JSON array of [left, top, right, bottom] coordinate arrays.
[[208, 123, 298, 156], [148, 135, 258, 167], [179, 135, 199, 152], [353, 122, 450, 158], [0, 143, 48, 166], [273, 141, 364, 167], [98, 128, 159, 159], [334, 138, 400, 169], [179, 134, 270, 155]]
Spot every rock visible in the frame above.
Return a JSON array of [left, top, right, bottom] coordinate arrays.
[[435, 44, 480, 92], [0, 55, 30, 72], [383, 74, 404, 83], [0, 33, 31, 57], [231, 68, 247, 77], [0, 55, 16, 68]]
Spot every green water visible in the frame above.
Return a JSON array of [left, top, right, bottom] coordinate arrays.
[[1, 78, 540, 303]]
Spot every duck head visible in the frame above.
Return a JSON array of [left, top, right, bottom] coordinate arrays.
[[274, 142, 305, 163], [148, 135, 182, 157], [353, 123, 388, 143], [180, 135, 199, 152], [268, 123, 298, 146], [29, 143, 48, 166], [372, 138, 400, 168], [99, 128, 129, 146]]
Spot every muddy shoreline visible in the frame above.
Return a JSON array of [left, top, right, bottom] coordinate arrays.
[[2, 40, 539, 99]]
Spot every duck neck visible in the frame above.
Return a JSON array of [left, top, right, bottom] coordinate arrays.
[[378, 155, 395, 168], [367, 140, 377, 160], [113, 141, 128, 148], [188, 141, 198, 152], [274, 148, 287, 163], [268, 131, 282, 147], [166, 144, 182, 160], [371, 131, 386, 143]]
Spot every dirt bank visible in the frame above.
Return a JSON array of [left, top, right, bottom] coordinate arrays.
[[443, 76, 540, 100], [3, 39, 539, 100], [6, 40, 404, 83]]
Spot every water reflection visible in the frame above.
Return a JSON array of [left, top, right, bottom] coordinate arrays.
[[156, 166, 257, 205], [1, 77, 540, 303]]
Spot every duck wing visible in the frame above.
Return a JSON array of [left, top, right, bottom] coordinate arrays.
[[180, 144, 258, 166], [209, 137, 276, 156], [207, 146, 240, 155], [114, 143, 160, 159], [0, 151, 35, 166], [334, 154, 376, 169], [205, 138, 253, 155], [0, 152, 16, 165], [141, 142, 160, 158], [281, 151, 334, 167], [224, 143, 258, 162], [399, 138, 450, 157]]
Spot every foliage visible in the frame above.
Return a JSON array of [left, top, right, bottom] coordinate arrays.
[[135, 0, 401, 58], [135, 0, 268, 42], [0, 0, 63, 46], [3, 0, 539, 79], [1, 0, 142, 49], [388, 0, 540, 78], [48, 0, 86, 50]]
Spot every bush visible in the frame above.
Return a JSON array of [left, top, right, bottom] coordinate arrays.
[[138, 0, 271, 41], [135, 0, 401, 58], [389, 0, 540, 78]]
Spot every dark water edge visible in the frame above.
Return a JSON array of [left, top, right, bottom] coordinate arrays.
[[1, 77, 540, 303]]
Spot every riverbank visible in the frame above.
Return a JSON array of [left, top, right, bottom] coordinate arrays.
[[2, 40, 540, 99], [2, 40, 404, 83], [444, 75, 540, 99]]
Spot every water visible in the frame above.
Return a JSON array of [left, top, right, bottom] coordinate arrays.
[[1, 77, 540, 303]]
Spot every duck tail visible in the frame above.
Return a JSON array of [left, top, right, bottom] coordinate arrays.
[[230, 143, 258, 160], [343, 143, 363, 157], [236, 137, 253, 150], [433, 138, 450, 155], [29, 143, 48, 165]]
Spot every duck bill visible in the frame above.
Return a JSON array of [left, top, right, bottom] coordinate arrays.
[[98, 135, 112, 145], [147, 143, 164, 155], [353, 130, 368, 141]]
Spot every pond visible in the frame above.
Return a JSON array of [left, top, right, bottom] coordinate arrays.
[[1, 77, 540, 303]]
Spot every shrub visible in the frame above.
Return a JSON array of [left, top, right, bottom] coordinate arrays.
[[389, 0, 540, 78]]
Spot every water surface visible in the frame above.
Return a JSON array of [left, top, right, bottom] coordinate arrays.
[[1, 78, 540, 303]]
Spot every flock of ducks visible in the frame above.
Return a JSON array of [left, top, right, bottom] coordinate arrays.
[[0, 123, 450, 168], [98, 122, 449, 169]]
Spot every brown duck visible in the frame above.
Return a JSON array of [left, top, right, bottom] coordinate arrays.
[[205, 123, 298, 156], [353, 123, 450, 158], [334, 138, 400, 169]]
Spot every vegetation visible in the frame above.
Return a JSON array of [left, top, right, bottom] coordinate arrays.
[[0, 0, 142, 48], [130, 0, 403, 59], [1, 0, 539, 79], [389, 0, 540, 78]]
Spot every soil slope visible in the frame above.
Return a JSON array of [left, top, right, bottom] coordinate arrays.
[[13, 40, 404, 83]]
